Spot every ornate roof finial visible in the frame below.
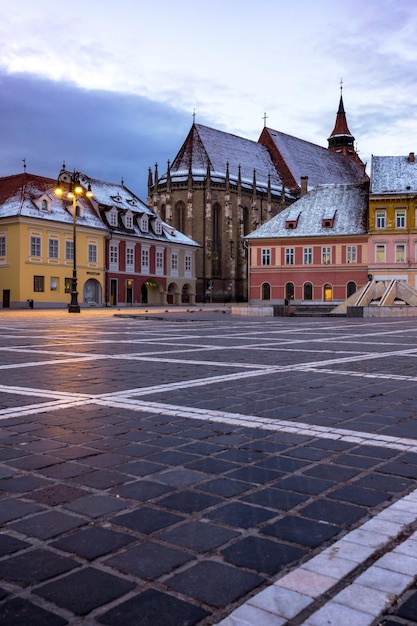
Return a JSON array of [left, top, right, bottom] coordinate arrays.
[[262, 112, 268, 128], [22, 158, 26, 173], [192, 109, 196, 124]]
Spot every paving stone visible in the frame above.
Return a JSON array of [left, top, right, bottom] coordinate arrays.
[[113, 506, 184, 534], [206, 501, 276, 528], [198, 477, 252, 498], [28, 483, 89, 505], [157, 490, 221, 513], [52, 526, 136, 560], [113, 480, 173, 501], [0, 597, 68, 626], [71, 469, 128, 489], [0, 474, 52, 493], [158, 520, 239, 552], [9, 510, 86, 540], [0, 534, 29, 556], [242, 487, 307, 511], [327, 485, 389, 506], [105, 541, 192, 579], [298, 498, 366, 526], [187, 457, 239, 474], [166, 560, 264, 608], [64, 494, 128, 517], [275, 474, 335, 495], [0, 498, 43, 524], [0, 548, 78, 585], [36, 567, 135, 615], [115, 460, 165, 476], [98, 589, 210, 626], [227, 465, 283, 484], [222, 536, 306, 575], [263, 515, 341, 548], [156, 468, 210, 486]]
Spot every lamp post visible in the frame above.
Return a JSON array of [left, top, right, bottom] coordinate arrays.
[[55, 171, 93, 313]]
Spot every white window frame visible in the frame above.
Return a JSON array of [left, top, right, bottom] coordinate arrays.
[[185, 254, 192, 276], [376, 210, 386, 229], [261, 248, 271, 266], [322, 246, 331, 265], [124, 211, 133, 229], [88, 243, 97, 264], [65, 240, 74, 262], [48, 238, 59, 260], [140, 215, 149, 233], [0, 234, 6, 259], [347, 245, 357, 264], [171, 251, 178, 276], [156, 248, 164, 275], [396, 209, 406, 228], [141, 246, 149, 272], [303, 247, 312, 265], [109, 209, 118, 227], [109, 242, 119, 270], [285, 247, 295, 265], [30, 235, 41, 258], [375, 243, 386, 263], [126, 245, 134, 270], [395, 243, 406, 263]]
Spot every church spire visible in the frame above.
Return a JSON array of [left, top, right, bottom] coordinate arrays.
[[328, 81, 355, 157]]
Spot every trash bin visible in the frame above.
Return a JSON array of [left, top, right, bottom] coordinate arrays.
[[27, 299, 34, 309]]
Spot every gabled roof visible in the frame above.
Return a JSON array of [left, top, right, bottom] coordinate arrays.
[[245, 183, 368, 240], [0, 172, 105, 229], [168, 123, 283, 192], [259, 128, 366, 193], [371, 154, 417, 194]]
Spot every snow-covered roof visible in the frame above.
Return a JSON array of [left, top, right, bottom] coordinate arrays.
[[166, 123, 283, 193], [245, 183, 368, 240], [263, 129, 366, 190], [371, 155, 417, 194], [0, 173, 106, 230]]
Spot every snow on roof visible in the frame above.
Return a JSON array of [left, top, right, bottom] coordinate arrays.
[[371, 155, 417, 193], [168, 123, 283, 191], [264, 129, 365, 188], [0, 173, 105, 230], [246, 183, 368, 240]]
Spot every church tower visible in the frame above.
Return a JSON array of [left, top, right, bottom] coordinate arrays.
[[328, 86, 362, 166]]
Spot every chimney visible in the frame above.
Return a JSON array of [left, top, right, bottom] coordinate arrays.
[[408, 152, 415, 163], [300, 176, 308, 197]]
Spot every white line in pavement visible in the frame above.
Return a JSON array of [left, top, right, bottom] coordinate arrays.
[[216, 489, 417, 626]]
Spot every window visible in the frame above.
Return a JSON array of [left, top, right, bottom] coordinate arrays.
[[88, 243, 97, 264], [171, 252, 178, 272], [303, 282, 313, 300], [347, 245, 357, 264], [185, 254, 191, 274], [396, 209, 406, 228], [285, 248, 295, 265], [33, 275, 44, 292], [49, 238, 59, 259], [50, 277, 59, 291], [154, 219, 162, 235], [126, 247, 134, 268], [125, 212, 133, 229], [375, 243, 386, 263], [41, 199, 48, 211], [347, 282, 356, 297], [285, 282, 294, 300], [0, 235, 6, 258], [395, 243, 406, 263], [109, 211, 118, 227], [65, 240, 74, 261], [303, 247, 312, 265], [322, 246, 331, 264], [261, 248, 271, 266], [31, 236, 41, 257], [156, 249, 164, 273], [140, 215, 149, 233], [376, 210, 386, 229], [110, 244, 118, 265], [141, 248, 149, 269]]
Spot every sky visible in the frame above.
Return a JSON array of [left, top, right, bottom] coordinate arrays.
[[1, 0, 417, 198]]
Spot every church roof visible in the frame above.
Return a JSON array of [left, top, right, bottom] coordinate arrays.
[[328, 94, 354, 141], [168, 123, 283, 192], [245, 183, 368, 240], [260, 128, 365, 192], [371, 154, 417, 194]]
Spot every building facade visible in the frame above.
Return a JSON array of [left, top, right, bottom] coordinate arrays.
[[0, 170, 198, 309], [246, 183, 369, 304], [368, 153, 417, 289], [149, 93, 366, 302]]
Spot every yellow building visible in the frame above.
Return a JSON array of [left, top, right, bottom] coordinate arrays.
[[369, 154, 417, 289], [0, 173, 106, 308]]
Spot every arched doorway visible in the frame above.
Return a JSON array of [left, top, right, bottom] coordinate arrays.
[[303, 282, 313, 300], [83, 279, 102, 306], [261, 282, 270, 300], [141, 283, 148, 304], [142, 280, 163, 305], [324, 283, 333, 301], [285, 282, 295, 301], [347, 281, 356, 297], [167, 282, 178, 305]]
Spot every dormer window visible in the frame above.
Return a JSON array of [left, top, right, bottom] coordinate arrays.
[[41, 199, 48, 211], [322, 219, 333, 228], [124, 211, 133, 230], [154, 218, 162, 235], [127, 199, 137, 206], [322, 210, 336, 229], [109, 209, 118, 227], [140, 214, 149, 233], [111, 195, 123, 203], [286, 220, 297, 230]]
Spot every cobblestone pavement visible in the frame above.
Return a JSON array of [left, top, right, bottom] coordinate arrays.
[[1, 309, 417, 625]]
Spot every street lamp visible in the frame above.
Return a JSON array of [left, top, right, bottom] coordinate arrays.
[[55, 171, 93, 313]]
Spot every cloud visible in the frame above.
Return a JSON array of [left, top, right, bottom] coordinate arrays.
[[0, 72, 197, 198]]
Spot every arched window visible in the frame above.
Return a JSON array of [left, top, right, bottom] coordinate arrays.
[[160, 204, 166, 222], [212, 202, 222, 277], [347, 281, 356, 297], [324, 283, 333, 301], [303, 282, 313, 300], [285, 282, 294, 301], [174, 201, 185, 232], [41, 199, 48, 211], [241, 206, 249, 236], [261, 282, 270, 300]]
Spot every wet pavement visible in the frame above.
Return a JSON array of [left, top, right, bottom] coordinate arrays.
[[0, 309, 417, 624]]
